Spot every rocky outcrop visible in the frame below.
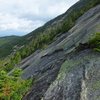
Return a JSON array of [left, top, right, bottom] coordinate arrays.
[[22, 5, 100, 100], [44, 50, 100, 100]]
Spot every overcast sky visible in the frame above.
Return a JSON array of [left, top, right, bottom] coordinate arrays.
[[0, 0, 79, 37]]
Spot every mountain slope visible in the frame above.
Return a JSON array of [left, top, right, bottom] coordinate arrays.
[[21, 4, 100, 100], [0, 0, 100, 99], [0, 0, 99, 59]]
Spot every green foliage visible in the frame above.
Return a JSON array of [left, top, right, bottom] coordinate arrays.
[[0, 69, 32, 100], [0, 55, 32, 100], [0, 58, 32, 100], [12, 52, 21, 64], [20, 32, 54, 59], [0, 51, 22, 73], [89, 33, 100, 52], [4, 63, 14, 72], [12, 68, 22, 77]]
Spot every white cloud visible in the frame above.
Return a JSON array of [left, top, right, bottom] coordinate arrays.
[[0, 13, 44, 33], [0, 0, 79, 36]]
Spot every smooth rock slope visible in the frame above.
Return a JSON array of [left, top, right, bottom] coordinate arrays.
[[22, 5, 100, 100]]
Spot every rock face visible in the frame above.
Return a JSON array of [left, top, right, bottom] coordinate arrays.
[[22, 5, 100, 100], [44, 50, 100, 100]]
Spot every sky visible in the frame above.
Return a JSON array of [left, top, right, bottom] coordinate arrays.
[[0, 0, 79, 37]]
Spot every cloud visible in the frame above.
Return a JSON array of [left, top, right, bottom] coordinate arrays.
[[0, 0, 79, 36], [0, 13, 44, 33]]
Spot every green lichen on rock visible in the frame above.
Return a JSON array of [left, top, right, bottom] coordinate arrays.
[[57, 59, 81, 81], [92, 80, 100, 90]]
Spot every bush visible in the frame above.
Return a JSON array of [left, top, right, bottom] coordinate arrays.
[[0, 69, 32, 100], [89, 33, 100, 52]]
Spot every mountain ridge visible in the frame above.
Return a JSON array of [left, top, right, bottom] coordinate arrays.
[[0, 0, 100, 99], [0, 0, 99, 58]]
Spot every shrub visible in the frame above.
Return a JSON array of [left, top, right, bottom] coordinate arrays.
[[89, 33, 100, 52], [0, 69, 32, 100]]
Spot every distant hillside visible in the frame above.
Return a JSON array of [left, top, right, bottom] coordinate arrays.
[[0, 36, 20, 46], [0, 36, 26, 58]]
